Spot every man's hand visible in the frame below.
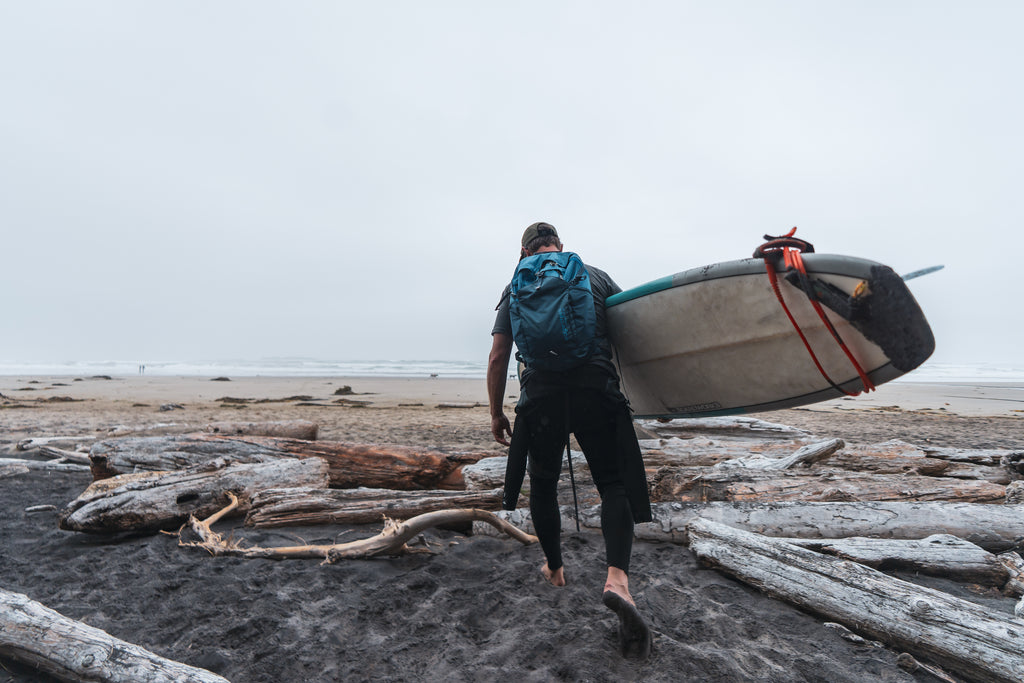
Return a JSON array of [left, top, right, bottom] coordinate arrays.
[[491, 413, 512, 446], [487, 333, 515, 446]]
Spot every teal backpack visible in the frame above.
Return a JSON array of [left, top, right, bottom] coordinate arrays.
[[509, 251, 597, 372]]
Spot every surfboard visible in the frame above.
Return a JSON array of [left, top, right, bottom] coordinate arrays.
[[605, 254, 935, 418]]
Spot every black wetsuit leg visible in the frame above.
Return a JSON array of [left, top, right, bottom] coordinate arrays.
[[571, 389, 634, 573], [523, 390, 571, 572]]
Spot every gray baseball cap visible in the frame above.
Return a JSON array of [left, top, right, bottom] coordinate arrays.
[[521, 222, 558, 247]]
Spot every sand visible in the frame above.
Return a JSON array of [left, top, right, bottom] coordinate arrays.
[[2, 375, 1023, 682]]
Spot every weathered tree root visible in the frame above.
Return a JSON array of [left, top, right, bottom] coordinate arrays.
[[176, 492, 537, 563]]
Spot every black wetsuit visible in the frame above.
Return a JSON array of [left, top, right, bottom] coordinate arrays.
[[493, 264, 651, 573]]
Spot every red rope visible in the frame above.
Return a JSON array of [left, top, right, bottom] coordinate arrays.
[[759, 228, 875, 396]]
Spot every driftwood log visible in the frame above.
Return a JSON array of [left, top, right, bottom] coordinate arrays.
[[643, 501, 1024, 551], [59, 457, 329, 533], [88, 434, 483, 489], [780, 534, 1010, 586], [0, 588, 228, 683], [203, 420, 319, 440], [714, 438, 845, 469], [0, 463, 30, 479], [688, 518, 1024, 683], [246, 486, 505, 527], [485, 502, 1024, 554], [180, 493, 536, 562], [651, 469, 1007, 503], [0, 457, 91, 473], [16, 435, 96, 452]]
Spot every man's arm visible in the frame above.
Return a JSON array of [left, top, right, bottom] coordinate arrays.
[[487, 332, 514, 445]]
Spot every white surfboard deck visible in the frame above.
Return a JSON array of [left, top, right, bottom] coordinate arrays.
[[606, 254, 934, 418]]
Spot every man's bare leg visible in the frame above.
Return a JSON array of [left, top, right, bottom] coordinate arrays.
[[541, 562, 565, 586]]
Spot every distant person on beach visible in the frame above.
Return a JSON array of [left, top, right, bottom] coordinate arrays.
[[487, 222, 653, 658]]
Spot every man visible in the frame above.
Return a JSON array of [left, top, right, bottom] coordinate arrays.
[[487, 222, 652, 659]]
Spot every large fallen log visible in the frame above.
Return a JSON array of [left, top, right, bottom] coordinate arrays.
[[781, 534, 1010, 586], [58, 457, 329, 534], [180, 493, 536, 562], [687, 518, 1024, 683], [246, 486, 504, 527], [89, 434, 484, 489], [497, 501, 1024, 553], [651, 469, 1007, 503], [203, 420, 319, 440], [0, 588, 227, 683], [643, 501, 1024, 551]]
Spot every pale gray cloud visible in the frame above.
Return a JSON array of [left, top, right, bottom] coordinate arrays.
[[2, 1, 1021, 366]]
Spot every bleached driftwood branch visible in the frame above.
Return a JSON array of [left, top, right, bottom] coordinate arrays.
[[0, 588, 228, 683], [714, 438, 845, 470], [246, 486, 504, 527], [17, 435, 96, 452], [179, 493, 536, 563], [687, 518, 1024, 683]]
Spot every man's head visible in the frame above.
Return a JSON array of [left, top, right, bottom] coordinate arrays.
[[521, 222, 562, 256]]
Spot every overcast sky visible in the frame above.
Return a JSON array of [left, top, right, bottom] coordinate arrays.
[[2, 2, 1021, 368]]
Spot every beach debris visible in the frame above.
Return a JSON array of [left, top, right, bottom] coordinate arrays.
[[712, 437, 845, 470], [204, 419, 319, 441], [87, 434, 487, 490], [16, 435, 96, 452], [0, 463, 30, 479], [499, 501, 1024, 554], [176, 492, 536, 562], [246, 486, 504, 527], [997, 552, 1024, 598], [24, 504, 58, 514], [1005, 481, 1024, 504], [210, 376, 231, 381], [58, 457, 330, 534], [893, 653, 960, 683], [0, 587, 229, 683], [651, 469, 1007, 504], [34, 446, 92, 464], [686, 518, 1024, 683], [333, 385, 354, 395], [0, 457, 90, 474], [777, 534, 1011, 586]]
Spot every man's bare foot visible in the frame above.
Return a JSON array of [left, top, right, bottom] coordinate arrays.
[[603, 566, 633, 604], [541, 563, 565, 586], [602, 591, 652, 659]]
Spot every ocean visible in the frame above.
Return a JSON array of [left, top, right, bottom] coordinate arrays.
[[0, 359, 1021, 383], [0, 359, 488, 379]]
